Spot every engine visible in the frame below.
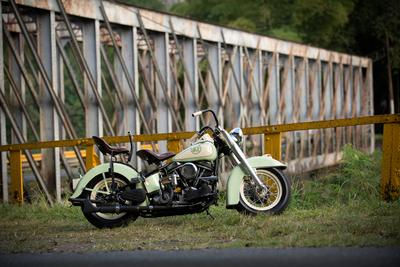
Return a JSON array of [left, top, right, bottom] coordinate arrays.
[[178, 163, 198, 180], [151, 161, 217, 205]]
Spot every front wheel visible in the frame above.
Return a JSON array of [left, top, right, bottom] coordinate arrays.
[[236, 168, 290, 215]]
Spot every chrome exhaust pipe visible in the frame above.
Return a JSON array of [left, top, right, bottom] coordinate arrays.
[[81, 199, 203, 214]]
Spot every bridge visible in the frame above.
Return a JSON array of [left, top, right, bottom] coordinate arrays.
[[0, 0, 379, 204]]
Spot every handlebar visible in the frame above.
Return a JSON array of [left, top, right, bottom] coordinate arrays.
[[191, 109, 220, 127], [192, 111, 203, 117], [197, 126, 214, 137]]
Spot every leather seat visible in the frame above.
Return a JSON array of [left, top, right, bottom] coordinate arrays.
[[92, 136, 129, 156], [136, 149, 175, 165]]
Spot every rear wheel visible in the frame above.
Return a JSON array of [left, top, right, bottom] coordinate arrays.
[[81, 174, 138, 228], [236, 168, 290, 215]]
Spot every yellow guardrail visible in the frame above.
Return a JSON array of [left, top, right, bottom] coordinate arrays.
[[1, 114, 399, 203], [18, 144, 157, 168]]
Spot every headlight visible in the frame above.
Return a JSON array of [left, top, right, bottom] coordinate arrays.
[[229, 127, 243, 147]]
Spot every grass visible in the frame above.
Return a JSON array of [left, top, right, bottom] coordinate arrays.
[[0, 145, 399, 253], [291, 145, 382, 209]]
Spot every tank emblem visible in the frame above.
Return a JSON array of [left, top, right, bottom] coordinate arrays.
[[190, 145, 201, 154]]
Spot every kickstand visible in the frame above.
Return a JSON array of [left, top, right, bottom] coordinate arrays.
[[206, 209, 215, 220]]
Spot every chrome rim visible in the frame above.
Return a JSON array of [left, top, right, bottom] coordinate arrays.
[[90, 177, 128, 220], [239, 169, 283, 211]]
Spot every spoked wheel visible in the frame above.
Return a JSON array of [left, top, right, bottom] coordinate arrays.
[[81, 174, 138, 228], [236, 168, 290, 215]]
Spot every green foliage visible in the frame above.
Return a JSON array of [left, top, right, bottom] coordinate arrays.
[[268, 27, 303, 43], [291, 0, 354, 47], [228, 17, 256, 33], [170, 0, 355, 48], [290, 145, 382, 209], [171, 0, 271, 34]]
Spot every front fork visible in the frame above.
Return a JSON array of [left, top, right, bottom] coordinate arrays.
[[221, 129, 267, 190]]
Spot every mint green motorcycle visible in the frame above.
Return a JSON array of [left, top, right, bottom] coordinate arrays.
[[69, 109, 290, 228]]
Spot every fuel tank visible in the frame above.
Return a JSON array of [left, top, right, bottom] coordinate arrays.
[[172, 134, 217, 162]]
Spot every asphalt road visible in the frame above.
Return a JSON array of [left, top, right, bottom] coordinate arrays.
[[1, 247, 399, 267]]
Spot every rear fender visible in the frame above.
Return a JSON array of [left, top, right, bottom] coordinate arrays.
[[70, 163, 140, 199], [226, 155, 286, 206]]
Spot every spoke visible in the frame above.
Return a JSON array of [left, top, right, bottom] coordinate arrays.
[[269, 194, 278, 198], [102, 175, 110, 193], [255, 192, 264, 204], [85, 188, 111, 195], [265, 197, 276, 203]]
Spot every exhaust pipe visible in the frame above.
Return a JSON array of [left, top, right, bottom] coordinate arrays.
[[82, 199, 202, 214], [82, 199, 141, 214]]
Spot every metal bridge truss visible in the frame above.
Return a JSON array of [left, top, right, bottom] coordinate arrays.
[[0, 0, 373, 202]]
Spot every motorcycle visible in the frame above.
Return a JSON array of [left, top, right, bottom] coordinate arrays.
[[69, 109, 291, 228]]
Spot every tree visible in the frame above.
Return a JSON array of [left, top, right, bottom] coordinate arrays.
[[170, 0, 356, 46], [171, 0, 271, 33], [291, 0, 355, 47], [342, 0, 400, 113]]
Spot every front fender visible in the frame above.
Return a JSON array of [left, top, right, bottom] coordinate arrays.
[[226, 155, 286, 206], [70, 163, 139, 199]]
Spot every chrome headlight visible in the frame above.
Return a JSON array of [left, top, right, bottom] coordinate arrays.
[[229, 127, 243, 147]]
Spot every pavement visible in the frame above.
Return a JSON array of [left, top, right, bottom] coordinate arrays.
[[1, 247, 399, 267]]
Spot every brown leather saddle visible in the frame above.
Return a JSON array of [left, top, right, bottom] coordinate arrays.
[[92, 136, 175, 165], [92, 136, 129, 156]]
